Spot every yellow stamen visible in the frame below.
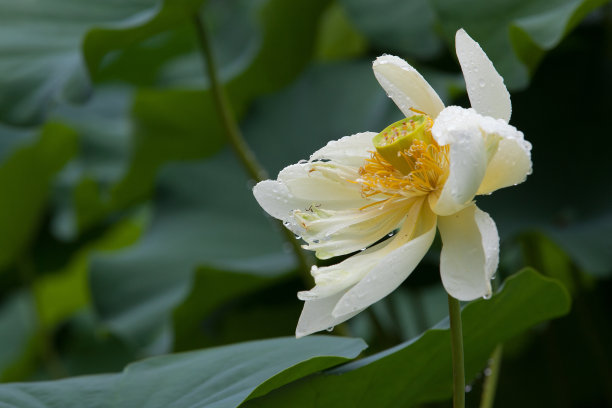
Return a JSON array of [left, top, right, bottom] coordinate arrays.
[[356, 139, 449, 208]]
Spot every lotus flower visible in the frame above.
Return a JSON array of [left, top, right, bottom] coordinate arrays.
[[253, 29, 532, 337]]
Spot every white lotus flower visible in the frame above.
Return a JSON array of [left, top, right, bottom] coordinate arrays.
[[253, 29, 532, 338]]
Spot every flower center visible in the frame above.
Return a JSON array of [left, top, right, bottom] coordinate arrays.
[[357, 115, 449, 203]]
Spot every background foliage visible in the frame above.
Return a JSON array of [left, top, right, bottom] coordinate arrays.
[[0, 0, 611, 407]]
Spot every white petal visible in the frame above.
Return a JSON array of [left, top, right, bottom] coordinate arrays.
[[477, 133, 532, 195], [310, 131, 376, 167], [295, 288, 364, 338], [373, 55, 445, 119], [438, 204, 499, 301], [430, 106, 487, 216], [299, 198, 411, 259], [278, 162, 364, 207], [253, 179, 303, 223], [332, 200, 437, 317], [455, 29, 511, 122], [297, 199, 425, 302], [297, 238, 395, 301]]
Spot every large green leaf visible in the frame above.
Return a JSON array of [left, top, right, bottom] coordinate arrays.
[[89, 155, 295, 349], [0, 122, 77, 271], [0, 0, 156, 125], [244, 269, 571, 407], [171, 268, 288, 351], [0, 336, 366, 408], [430, 0, 608, 88]]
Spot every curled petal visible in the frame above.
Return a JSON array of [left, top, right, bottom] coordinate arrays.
[[332, 200, 437, 317], [455, 29, 512, 122], [373, 55, 445, 119], [430, 106, 487, 216], [477, 127, 532, 194], [438, 204, 499, 301], [295, 288, 364, 338]]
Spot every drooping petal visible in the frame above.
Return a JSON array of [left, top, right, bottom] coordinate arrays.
[[476, 121, 532, 194], [429, 106, 487, 216], [332, 200, 437, 317], [297, 236, 397, 302], [309, 131, 377, 167], [295, 288, 364, 338], [438, 204, 499, 301], [373, 55, 445, 119], [455, 29, 512, 122], [297, 198, 426, 303]]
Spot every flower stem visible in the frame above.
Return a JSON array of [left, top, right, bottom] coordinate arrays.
[[448, 294, 465, 408], [192, 13, 313, 279], [192, 14, 265, 182], [480, 344, 503, 408]]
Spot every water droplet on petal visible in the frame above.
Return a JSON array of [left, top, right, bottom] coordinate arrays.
[[326, 326, 334, 332], [479, 79, 486, 88], [483, 293, 492, 300]]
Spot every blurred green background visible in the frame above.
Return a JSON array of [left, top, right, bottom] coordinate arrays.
[[0, 0, 611, 407]]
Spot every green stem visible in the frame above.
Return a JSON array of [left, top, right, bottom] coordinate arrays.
[[192, 14, 265, 182], [192, 13, 313, 281], [448, 294, 465, 408], [480, 344, 503, 408]]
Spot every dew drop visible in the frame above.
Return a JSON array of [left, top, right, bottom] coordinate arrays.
[[483, 293, 492, 300], [326, 326, 334, 332], [465, 385, 472, 393], [478, 79, 486, 88], [484, 367, 493, 376]]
